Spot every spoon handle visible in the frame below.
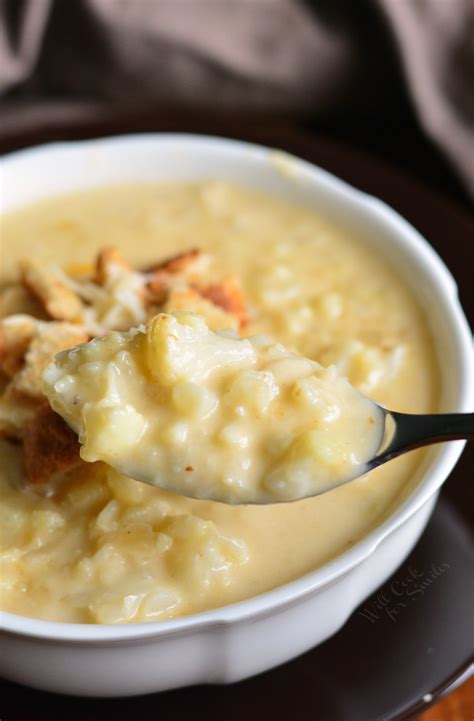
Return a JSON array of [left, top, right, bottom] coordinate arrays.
[[377, 412, 474, 464]]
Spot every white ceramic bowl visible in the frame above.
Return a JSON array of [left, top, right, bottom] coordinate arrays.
[[1, 134, 472, 696]]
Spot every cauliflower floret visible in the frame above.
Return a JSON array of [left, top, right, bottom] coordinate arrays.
[[145, 312, 256, 386]]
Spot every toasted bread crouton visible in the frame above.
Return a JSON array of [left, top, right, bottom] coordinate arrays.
[[200, 277, 247, 328], [162, 287, 240, 331], [0, 315, 38, 377], [0, 386, 39, 440], [145, 249, 208, 304], [11, 322, 88, 399], [145, 271, 172, 306], [94, 247, 133, 286], [0, 284, 46, 320], [23, 404, 82, 484], [147, 248, 201, 275], [20, 257, 84, 322], [94, 248, 146, 327]]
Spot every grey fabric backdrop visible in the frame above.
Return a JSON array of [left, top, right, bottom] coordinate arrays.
[[1, 0, 473, 194]]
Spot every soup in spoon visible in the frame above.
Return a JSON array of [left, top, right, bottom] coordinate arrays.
[[43, 311, 385, 504]]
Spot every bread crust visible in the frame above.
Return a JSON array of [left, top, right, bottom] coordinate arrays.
[[20, 258, 84, 321], [200, 277, 247, 328], [23, 405, 82, 484], [95, 247, 133, 286]]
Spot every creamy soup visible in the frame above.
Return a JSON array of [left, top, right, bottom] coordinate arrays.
[[0, 182, 438, 623], [44, 312, 384, 503]]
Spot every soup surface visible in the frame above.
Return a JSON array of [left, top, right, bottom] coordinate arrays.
[[0, 182, 438, 623]]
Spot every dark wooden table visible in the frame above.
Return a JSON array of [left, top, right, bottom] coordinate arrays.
[[420, 676, 473, 721]]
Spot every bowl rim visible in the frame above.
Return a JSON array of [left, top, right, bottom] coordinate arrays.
[[1, 132, 472, 642]]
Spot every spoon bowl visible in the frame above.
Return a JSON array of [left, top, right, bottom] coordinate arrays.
[[43, 312, 474, 505]]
